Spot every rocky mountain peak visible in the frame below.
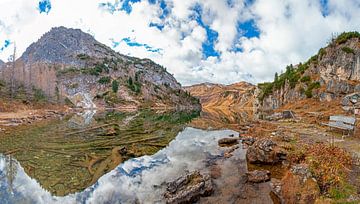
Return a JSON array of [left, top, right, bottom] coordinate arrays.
[[20, 26, 114, 66], [258, 31, 360, 111]]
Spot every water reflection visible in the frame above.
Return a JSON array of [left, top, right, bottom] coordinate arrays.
[[0, 127, 241, 204], [190, 108, 254, 131], [0, 110, 199, 196], [67, 110, 97, 128]]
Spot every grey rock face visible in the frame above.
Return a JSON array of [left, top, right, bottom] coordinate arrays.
[[20, 26, 116, 67], [260, 36, 360, 110]]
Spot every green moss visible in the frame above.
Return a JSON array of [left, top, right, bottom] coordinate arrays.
[[335, 31, 360, 44], [305, 82, 321, 98], [341, 47, 355, 54], [56, 67, 79, 76], [329, 182, 356, 200], [300, 76, 311, 83], [297, 63, 309, 74], [98, 76, 111, 84], [67, 83, 79, 89], [127, 77, 141, 94], [318, 48, 327, 58], [112, 80, 119, 93], [33, 87, 47, 103], [258, 82, 274, 101], [76, 54, 90, 60]]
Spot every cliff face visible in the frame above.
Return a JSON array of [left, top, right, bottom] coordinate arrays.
[[185, 82, 256, 110], [0, 27, 200, 109], [258, 32, 360, 112]]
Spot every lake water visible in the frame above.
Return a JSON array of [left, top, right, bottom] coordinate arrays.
[[0, 109, 255, 203]]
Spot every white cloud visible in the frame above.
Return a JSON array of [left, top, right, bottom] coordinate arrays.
[[0, 0, 359, 85]]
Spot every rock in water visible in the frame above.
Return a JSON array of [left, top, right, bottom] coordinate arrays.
[[246, 170, 271, 183], [246, 139, 286, 164], [164, 171, 213, 204]]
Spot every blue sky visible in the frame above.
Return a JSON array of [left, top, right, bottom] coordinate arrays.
[[0, 0, 360, 85]]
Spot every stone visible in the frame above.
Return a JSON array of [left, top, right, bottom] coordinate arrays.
[[164, 171, 213, 204], [218, 137, 239, 147], [246, 139, 287, 164], [246, 170, 271, 183], [282, 110, 295, 119], [241, 136, 256, 146], [281, 164, 320, 204]]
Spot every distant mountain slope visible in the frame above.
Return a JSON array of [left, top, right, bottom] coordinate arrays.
[[185, 81, 256, 110], [257, 31, 360, 111], [0, 27, 200, 110]]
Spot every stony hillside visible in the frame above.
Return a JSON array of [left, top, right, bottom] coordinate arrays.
[[185, 82, 256, 111], [0, 27, 200, 110], [258, 31, 360, 112]]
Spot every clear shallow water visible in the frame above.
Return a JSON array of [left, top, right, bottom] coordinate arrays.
[[0, 127, 240, 204], [0, 110, 201, 196]]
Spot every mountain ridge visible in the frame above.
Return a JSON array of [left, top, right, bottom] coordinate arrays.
[[185, 81, 256, 111], [0, 26, 200, 110]]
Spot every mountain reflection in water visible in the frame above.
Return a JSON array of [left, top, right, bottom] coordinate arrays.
[[0, 110, 199, 196], [0, 127, 240, 204], [0, 109, 254, 203]]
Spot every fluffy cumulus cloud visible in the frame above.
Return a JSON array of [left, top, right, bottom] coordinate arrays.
[[0, 0, 359, 85]]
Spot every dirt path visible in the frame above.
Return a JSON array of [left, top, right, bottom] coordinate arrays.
[[275, 120, 360, 158]]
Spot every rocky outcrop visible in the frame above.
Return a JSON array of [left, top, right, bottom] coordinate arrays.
[[0, 27, 200, 110], [246, 139, 286, 164], [164, 171, 213, 204], [258, 32, 360, 111], [280, 164, 320, 204], [246, 170, 271, 183]]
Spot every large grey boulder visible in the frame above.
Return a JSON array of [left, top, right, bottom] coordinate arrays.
[[246, 139, 286, 164]]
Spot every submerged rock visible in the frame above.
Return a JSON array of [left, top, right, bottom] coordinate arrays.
[[164, 171, 213, 204], [246, 170, 271, 183], [246, 139, 286, 164], [218, 137, 239, 147]]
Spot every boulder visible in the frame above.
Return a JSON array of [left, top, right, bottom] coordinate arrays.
[[218, 137, 239, 147], [246, 170, 271, 183], [280, 164, 320, 204], [241, 136, 256, 146], [282, 110, 295, 119], [246, 139, 286, 164], [164, 171, 213, 204]]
